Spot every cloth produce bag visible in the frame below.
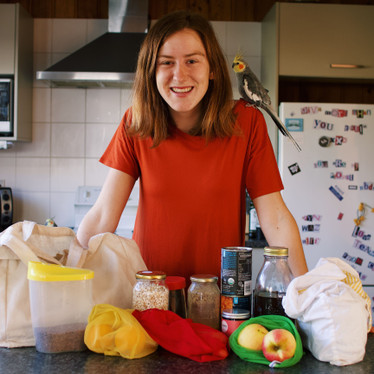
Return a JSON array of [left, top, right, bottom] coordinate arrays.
[[132, 308, 229, 362], [84, 304, 158, 359], [282, 257, 372, 366], [0, 221, 146, 348], [229, 315, 304, 368]]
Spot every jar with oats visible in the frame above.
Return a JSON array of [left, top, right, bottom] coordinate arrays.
[[187, 274, 220, 329], [132, 271, 169, 311]]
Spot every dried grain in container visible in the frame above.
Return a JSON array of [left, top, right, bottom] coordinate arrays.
[[132, 270, 169, 311]]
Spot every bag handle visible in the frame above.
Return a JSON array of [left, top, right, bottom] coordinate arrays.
[[66, 237, 88, 268], [0, 223, 62, 266]]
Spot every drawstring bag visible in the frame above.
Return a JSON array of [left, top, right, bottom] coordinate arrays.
[[84, 304, 158, 359], [229, 315, 303, 368], [132, 309, 229, 362], [283, 257, 372, 366]]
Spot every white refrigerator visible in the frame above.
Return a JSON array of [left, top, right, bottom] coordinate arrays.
[[278, 102, 374, 308]]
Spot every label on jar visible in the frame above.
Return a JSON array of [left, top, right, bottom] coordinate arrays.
[[221, 247, 252, 296], [220, 295, 251, 314]]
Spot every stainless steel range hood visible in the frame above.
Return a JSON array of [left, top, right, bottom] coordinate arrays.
[[36, 0, 148, 87]]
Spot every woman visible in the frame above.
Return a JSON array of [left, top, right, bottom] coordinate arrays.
[[77, 11, 308, 280]]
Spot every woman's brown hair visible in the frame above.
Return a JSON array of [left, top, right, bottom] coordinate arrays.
[[129, 10, 236, 146]]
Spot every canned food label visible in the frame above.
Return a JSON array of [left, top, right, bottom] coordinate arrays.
[[221, 248, 252, 296]]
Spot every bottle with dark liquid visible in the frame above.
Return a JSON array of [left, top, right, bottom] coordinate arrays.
[[253, 247, 293, 317]]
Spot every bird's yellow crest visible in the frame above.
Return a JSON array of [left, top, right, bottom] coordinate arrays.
[[232, 54, 246, 73]]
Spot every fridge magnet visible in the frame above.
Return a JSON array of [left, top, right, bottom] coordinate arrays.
[[334, 135, 347, 145], [348, 185, 358, 190], [302, 237, 320, 245], [352, 162, 359, 171], [352, 225, 371, 241], [344, 124, 366, 134], [332, 159, 346, 167], [353, 238, 373, 257], [301, 106, 321, 114], [314, 160, 328, 168], [301, 224, 320, 232], [302, 214, 322, 221], [338, 212, 344, 220], [330, 171, 354, 181], [352, 109, 371, 118], [325, 109, 348, 117], [360, 182, 374, 191], [318, 136, 333, 147], [288, 163, 301, 175], [329, 185, 344, 201], [285, 118, 303, 132], [314, 119, 334, 131], [342, 252, 363, 266]]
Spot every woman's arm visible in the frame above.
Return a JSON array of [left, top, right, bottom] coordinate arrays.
[[76, 168, 136, 248], [253, 191, 308, 277]]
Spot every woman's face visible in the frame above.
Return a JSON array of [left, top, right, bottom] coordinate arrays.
[[155, 28, 212, 128]]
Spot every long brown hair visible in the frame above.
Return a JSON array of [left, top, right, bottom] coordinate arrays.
[[129, 11, 236, 146]]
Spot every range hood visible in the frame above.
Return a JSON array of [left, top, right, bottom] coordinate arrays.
[[36, 0, 148, 87]]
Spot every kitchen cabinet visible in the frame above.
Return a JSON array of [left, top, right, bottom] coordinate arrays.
[[0, 4, 33, 144], [261, 2, 374, 151]]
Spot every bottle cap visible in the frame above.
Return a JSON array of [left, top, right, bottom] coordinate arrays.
[[166, 276, 186, 290], [264, 246, 289, 256], [222, 308, 250, 319], [135, 270, 166, 280], [190, 274, 218, 283]]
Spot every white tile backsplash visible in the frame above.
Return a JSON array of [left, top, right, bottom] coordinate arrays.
[[86, 88, 121, 123], [1, 17, 261, 227], [51, 88, 86, 123]]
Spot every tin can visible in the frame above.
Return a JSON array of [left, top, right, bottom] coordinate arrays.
[[220, 294, 251, 314], [221, 247, 252, 296], [221, 308, 250, 337]]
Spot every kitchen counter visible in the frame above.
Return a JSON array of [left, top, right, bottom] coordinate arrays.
[[1, 334, 373, 374]]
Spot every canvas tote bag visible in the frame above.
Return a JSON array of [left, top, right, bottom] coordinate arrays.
[[0, 221, 146, 348]]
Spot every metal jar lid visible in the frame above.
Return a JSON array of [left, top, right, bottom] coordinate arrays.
[[264, 246, 289, 256], [190, 274, 218, 283], [222, 308, 250, 319], [135, 270, 166, 280]]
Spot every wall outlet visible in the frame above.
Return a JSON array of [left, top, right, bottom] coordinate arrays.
[[0, 180, 5, 187]]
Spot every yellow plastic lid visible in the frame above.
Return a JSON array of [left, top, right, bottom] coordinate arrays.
[[27, 261, 94, 282]]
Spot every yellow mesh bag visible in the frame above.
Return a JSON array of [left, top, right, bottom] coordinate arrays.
[[84, 304, 158, 359]]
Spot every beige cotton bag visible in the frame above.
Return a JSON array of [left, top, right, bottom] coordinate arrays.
[[0, 221, 146, 348]]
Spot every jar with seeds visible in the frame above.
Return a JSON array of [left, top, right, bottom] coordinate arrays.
[[187, 274, 220, 329], [132, 270, 169, 311]]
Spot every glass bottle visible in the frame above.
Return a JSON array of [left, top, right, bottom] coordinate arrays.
[[165, 276, 187, 318], [132, 270, 169, 311], [253, 247, 294, 317], [187, 274, 220, 329]]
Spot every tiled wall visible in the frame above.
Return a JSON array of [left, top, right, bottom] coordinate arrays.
[[0, 18, 261, 228]]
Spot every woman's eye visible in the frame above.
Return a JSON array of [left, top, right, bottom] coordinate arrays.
[[187, 59, 197, 64]]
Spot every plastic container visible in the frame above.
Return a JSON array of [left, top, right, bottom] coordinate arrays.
[[132, 270, 169, 311], [187, 274, 220, 329], [221, 308, 250, 337], [165, 276, 187, 318], [253, 246, 294, 317], [27, 261, 94, 353]]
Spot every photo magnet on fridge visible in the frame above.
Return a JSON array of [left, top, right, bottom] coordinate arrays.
[[285, 118, 303, 132]]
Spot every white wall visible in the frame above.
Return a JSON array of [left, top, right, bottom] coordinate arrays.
[[0, 18, 261, 228]]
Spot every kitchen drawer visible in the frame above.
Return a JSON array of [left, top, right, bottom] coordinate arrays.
[[279, 3, 374, 79]]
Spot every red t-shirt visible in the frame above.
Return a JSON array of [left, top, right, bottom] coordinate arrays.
[[100, 99, 283, 281]]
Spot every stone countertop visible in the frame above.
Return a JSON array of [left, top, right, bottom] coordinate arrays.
[[1, 335, 373, 374]]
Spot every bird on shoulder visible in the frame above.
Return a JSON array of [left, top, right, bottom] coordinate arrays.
[[232, 54, 301, 152]]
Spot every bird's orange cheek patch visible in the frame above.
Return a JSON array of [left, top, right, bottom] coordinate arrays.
[[239, 64, 244, 70]]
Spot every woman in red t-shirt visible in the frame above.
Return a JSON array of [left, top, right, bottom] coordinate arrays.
[[77, 11, 308, 279]]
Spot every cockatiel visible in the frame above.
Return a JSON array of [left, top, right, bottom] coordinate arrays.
[[232, 55, 301, 152]]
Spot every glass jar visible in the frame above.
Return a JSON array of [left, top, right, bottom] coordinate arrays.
[[187, 274, 220, 329], [253, 247, 294, 317], [165, 276, 187, 318], [132, 270, 169, 311]]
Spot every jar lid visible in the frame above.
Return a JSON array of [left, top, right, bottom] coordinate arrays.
[[190, 274, 218, 283], [136, 270, 166, 280], [264, 246, 288, 256], [27, 261, 94, 282], [166, 276, 186, 290], [222, 308, 250, 319]]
